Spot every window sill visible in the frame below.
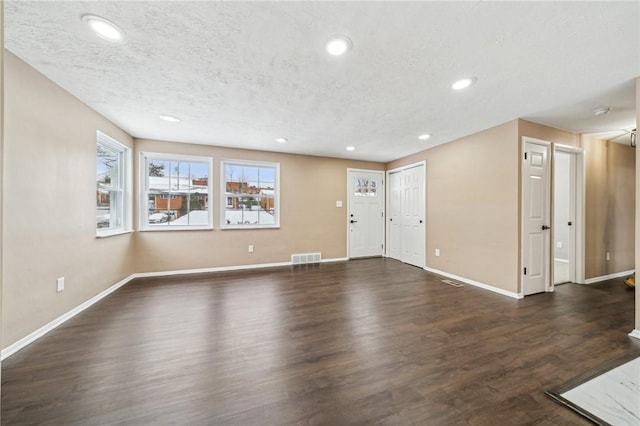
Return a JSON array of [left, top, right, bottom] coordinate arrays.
[[140, 226, 214, 232], [96, 229, 134, 239], [221, 225, 280, 230]]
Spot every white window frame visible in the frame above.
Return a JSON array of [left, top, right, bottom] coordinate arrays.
[[96, 131, 132, 238], [220, 159, 280, 229], [140, 152, 214, 231]]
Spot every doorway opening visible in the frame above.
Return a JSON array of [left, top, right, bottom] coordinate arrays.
[[553, 146, 584, 285]]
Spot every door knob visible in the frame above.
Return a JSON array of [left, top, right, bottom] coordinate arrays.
[[350, 220, 358, 223], [542, 225, 550, 230], [568, 221, 572, 226]]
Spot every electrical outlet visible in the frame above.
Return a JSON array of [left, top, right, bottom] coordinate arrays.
[[556, 241, 563, 249], [336, 200, 343, 208], [56, 277, 65, 293], [606, 251, 610, 261], [248, 245, 254, 253], [435, 248, 440, 257]]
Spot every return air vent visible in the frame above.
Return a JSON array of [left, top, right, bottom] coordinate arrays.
[[291, 252, 321, 265]]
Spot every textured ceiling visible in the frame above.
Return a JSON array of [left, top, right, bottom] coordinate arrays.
[[5, 1, 640, 162]]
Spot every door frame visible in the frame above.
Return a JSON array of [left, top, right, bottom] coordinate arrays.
[[552, 144, 585, 286], [521, 137, 552, 295], [385, 161, 426, 265], [346, 168, 385, 259]]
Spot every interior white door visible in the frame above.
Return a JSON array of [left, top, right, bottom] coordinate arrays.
[[522, 141, 551, 295], [400, 165, 425, 267], [388, 172, 402, 261], [348, 170, 384, 258]]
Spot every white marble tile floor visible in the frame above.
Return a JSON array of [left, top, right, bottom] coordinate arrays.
[[560, 357, 640, 425]]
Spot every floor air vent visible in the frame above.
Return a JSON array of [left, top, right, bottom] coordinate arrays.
[[291, 252, 321, 265]]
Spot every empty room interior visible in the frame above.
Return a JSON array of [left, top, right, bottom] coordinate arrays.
[[1, 1, 640, 424]]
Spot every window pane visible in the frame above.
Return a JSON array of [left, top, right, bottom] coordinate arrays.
[[96, 189, 111, 229], [97, 143, 120, 188], [355, 178, 377, 197], [96, 136, 128, 234], [144, 155, 211, 229], [223, 162, 278, 228]]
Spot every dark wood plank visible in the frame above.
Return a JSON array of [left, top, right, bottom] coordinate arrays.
[[2, 259, 639, 425]]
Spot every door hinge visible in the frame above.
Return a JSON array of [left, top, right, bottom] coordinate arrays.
[[381, 243, 384, 249], [524, 267, 527, 275], [381, 211, 384, 217], [524, 152, 528, 160]]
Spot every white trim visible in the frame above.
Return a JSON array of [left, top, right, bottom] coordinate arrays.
[[629, 329, 640, 340], [134, 257, 350, 278], [386, 160, 426, 175], [424, 266, 523, 299], [554, 258, 569, 263], [583, 269, 635, 285], [219, 159, 280, 230], [96, 131, 132, 236], [139, 151, 214, 231], [1, 274, 136, 361], [96, 229, 135, 239], [1, 257, 350, 360]]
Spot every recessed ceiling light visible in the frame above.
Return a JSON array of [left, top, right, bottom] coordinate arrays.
[[451, 77, 477, 91], [326, 35, 352, 56], [159, 114, 180, 123], [276, 137, 288, 143], [418, 134, 431, 140], [82, 15, 125, 42], [346, 146, 356, 151], [593, 107, 612, 116]]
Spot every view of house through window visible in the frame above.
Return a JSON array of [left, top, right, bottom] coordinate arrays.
[[222, 160, 279, 228], [141, 153, 212, 229], [96, 132, 130, 235]]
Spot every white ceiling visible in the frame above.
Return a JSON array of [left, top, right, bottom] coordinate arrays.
[[4, 1, 639, 162]]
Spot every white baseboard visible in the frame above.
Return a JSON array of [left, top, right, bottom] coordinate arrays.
[[1, 273, 136, 361], [423, 266, 523, 299], [134, 257, 348, 278], [584, 269, 634, 285], [629, 329, 640, 340], [1, 257, 349, 360]]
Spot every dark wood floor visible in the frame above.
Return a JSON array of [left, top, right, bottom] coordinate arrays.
[[2, 259, 639, 425]]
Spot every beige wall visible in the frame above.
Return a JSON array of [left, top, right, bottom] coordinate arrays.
[[2, 52, 136, 347], [583, 135, 635, 279], [134, 139, 383, 272], [3, 48, 638, 349], [387, 120, 520, 294], [518, 119, 580, 148]]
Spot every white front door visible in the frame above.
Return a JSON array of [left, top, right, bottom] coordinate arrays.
[[522, 139, 551, 295], [400, 165, 425, 267], [348, 170, 384, 258]]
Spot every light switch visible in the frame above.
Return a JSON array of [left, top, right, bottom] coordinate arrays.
[[336, 200, 343, 208]]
